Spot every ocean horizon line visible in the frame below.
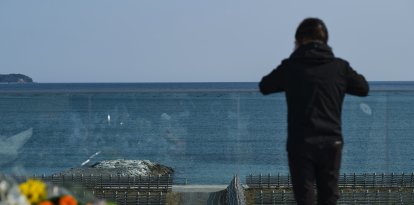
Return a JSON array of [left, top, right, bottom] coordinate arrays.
[[2, 80, 414, 83], [0, 81, 414, 93]]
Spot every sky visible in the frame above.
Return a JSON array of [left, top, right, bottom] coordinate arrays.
[[1, 0, 413, 83]]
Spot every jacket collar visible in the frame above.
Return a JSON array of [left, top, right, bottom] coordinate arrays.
[[290, 42, 334, 64]]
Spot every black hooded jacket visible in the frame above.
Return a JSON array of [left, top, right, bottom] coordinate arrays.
[[259, 42, 369, 151]]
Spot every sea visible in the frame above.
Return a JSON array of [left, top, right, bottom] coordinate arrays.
[[0, 82, 413, 184]]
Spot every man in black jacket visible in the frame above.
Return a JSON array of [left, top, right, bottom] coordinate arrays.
[[259, 18, 369, 205]]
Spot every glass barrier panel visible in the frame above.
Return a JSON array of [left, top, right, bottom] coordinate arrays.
[[0, 86, 413, 186]]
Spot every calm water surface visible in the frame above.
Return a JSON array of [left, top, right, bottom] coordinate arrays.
[[0, 82, 413, 184]]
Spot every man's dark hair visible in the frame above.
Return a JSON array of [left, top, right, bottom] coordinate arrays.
[[295, 18, 329, 44]]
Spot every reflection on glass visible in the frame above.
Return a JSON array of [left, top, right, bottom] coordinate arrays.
[[0, 128, 32, 166], [0, 83, 413, 185]]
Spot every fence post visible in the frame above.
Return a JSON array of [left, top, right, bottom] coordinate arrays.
[[277, 173, 280, 188], [287, 173, 291, 188], [259, 174, 262, 188], [260, 190, 263, 205], [411, 173, 414, 188], [343, 173, 347, 188], [157, 174, 160, 190], [352, 189, 356, 204], [168, 174, 172, 190], [99, 174, 103, 189], [148, 175, 151, 191], [90, 174, 94, 190], [353, 173, 356, 189], [387, 189, 391, 204], [267, 173, 271, 189], [411, 189, 414, 203], [136, 192, 140, 204], [363, 173, 366, 188], [159, 192, 163, 204], [138, 175, 142, 190], [124, 191, 128, 205], [133, 176, 136, 190], [117, 174, 121, 189]]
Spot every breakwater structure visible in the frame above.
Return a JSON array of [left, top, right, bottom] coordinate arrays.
[[246, 172, 414, 204], [12, 172, 414, 204], [13, 174, 173, 205]]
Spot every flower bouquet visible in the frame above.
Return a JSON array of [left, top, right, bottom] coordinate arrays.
[[0, 174, 114, 205]]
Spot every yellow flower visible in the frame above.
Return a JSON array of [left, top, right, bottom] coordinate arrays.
[[19, 179, 47, 205]]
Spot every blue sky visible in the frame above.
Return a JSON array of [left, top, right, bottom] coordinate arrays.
[[1, 0, 413, 82]]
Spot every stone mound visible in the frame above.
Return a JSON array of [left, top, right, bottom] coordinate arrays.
[[56, 159, 174, 176]]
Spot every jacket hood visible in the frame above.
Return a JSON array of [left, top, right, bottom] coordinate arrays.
[[289, 42, 335, 64]]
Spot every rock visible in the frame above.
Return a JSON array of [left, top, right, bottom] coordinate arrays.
[[0, 74, 33, 83], [207, 175, 246, 205], [56, 159, 174, 177]]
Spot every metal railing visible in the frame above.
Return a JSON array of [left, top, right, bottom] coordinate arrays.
[[13, 174, 172, 205], [253, 189, 414, 205], [14, 174, 173, 192], [246, 173, 414, 189], [247, 173, 414, 204], [13, 173, 414, 204], [92, 190, 166, 205]]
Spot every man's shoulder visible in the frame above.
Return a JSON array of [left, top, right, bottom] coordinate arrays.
[[332, 57, 350, 66], [279, 58, 296, 67], [281, 58, 291, 64]]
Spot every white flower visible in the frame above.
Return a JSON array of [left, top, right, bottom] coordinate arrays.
[[0, 178, 29, 205], [0, 181, 9, 193], [3, 186, 29, 205], [0, 180, 10, 200]]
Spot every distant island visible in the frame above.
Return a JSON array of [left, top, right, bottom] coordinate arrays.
[[0, 74, 33, 83]]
